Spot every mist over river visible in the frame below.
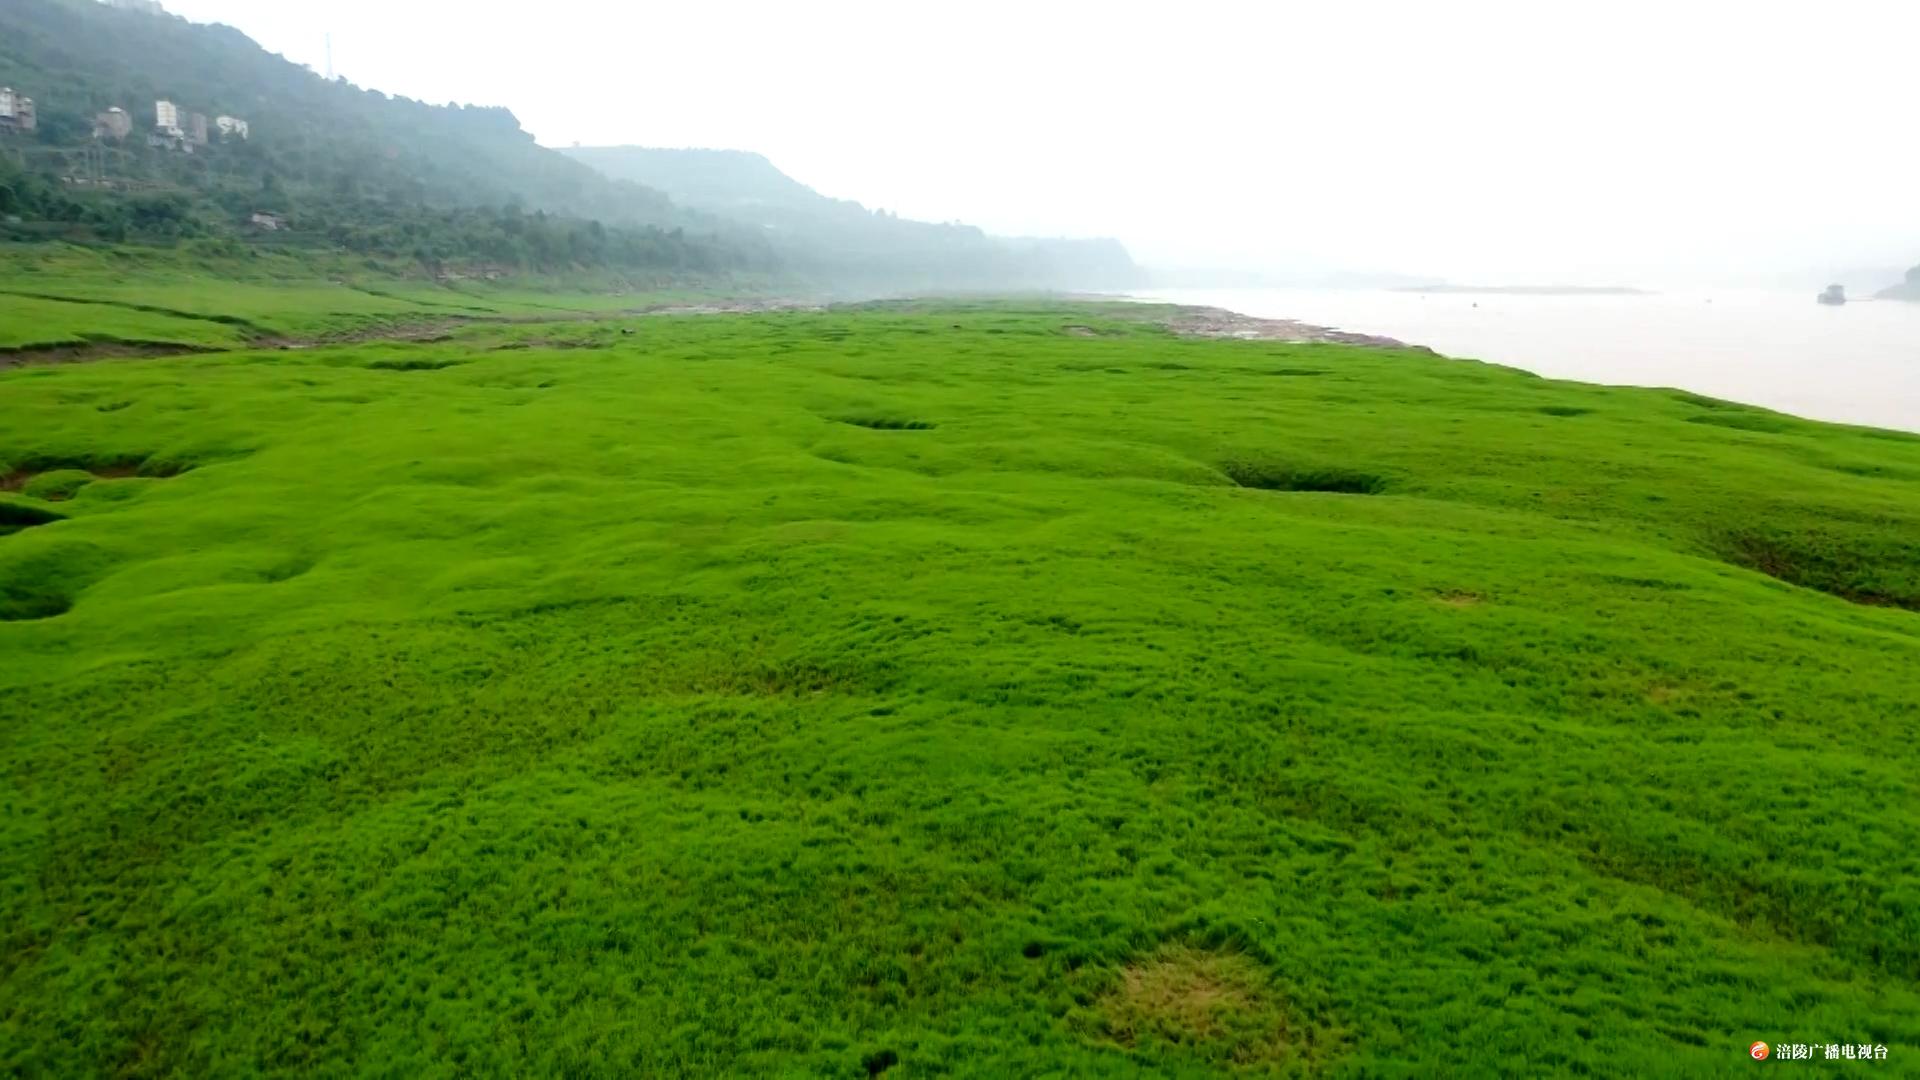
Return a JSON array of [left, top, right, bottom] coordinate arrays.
[[1132, 288, 1920, 432]]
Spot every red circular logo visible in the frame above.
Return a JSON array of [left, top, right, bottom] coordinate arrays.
[[1750, 1042, 1770, 1061]]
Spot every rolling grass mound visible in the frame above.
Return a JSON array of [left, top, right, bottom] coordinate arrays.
[[2, 296, 1918, 1076]]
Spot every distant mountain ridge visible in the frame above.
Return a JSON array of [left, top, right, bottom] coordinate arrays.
[[1878, 265, 1920, 301], [573, 148, 827, 216], [564, 146, 1141, 293]]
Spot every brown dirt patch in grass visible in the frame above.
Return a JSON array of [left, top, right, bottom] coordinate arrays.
[[1160, 306, 1424, 349], [1094, 945, 1327, 1069], [1646, 682, 1687, 705], [0, 340, 216, 368], [2, 462, 172, 498], [1434, 591, 1484, 607]]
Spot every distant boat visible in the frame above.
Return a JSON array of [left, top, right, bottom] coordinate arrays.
[[1817, 284, 1847, 306]]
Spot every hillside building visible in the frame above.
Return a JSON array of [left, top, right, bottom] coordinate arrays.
[[187, 112, 209, 146], [215, 115, 249, 141], [94, 107, 133, 140], [0, 88, 38, 134], [149, 101, 192, 151]]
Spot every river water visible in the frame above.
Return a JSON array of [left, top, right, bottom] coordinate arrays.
[[1129, 287, 1920, 433]]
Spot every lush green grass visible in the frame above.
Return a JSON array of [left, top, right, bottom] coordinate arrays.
[[0, 244, 764, 350], [0, 292, 247, 351], [2, 296, 1918, 1076]]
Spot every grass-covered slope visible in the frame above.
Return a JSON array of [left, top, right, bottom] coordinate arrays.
[[0, 244, 758, 356], [2, 299, 1918, 1075], [0, 0, 773, 275]]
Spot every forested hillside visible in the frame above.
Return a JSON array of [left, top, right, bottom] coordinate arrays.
[[565, 146, 1142, 292], [0, 1, 1141, 290], [0, 0, 771, 276]]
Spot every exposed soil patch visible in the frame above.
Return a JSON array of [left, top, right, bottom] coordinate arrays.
[[1223, 461, 1388, 495], [0, 339, 216, 369], [1161, 306, 1422, 349], [256, 318, 473, 351], [1, 458, 188, 500], [1093, 945, 1325, 1068], [9, 469, 108, 501], [1107, 948, 1255, 1043], [1434, 591, 1485, 607], [837, 416, 936, 431], [642, 300, 827, 317]]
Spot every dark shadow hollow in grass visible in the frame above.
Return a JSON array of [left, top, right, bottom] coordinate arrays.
[[1714, 527, 1920, 611], [1245, 366, 1331, 377], [0, 539, 82, 621], [1222, 460, 1388, 495], [0, 501, 67, 537], [0, 590, 72, 621], [1687, 412, 1795, 434], [837, 416, 936, 431], [364, 357, 469, 372]]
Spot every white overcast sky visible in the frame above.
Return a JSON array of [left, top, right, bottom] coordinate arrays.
[[155, 0, 1918, 285]]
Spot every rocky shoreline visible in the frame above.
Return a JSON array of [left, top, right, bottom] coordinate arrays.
[[1156, 304, 1426, 350]]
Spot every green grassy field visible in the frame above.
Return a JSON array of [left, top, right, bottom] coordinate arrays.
[[0, 292, 249, 352], [2, 293, 1918, 1076], [0, 244, 751, 352]]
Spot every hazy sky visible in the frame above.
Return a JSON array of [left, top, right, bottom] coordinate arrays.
[[156, 0, 1919, 285]]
